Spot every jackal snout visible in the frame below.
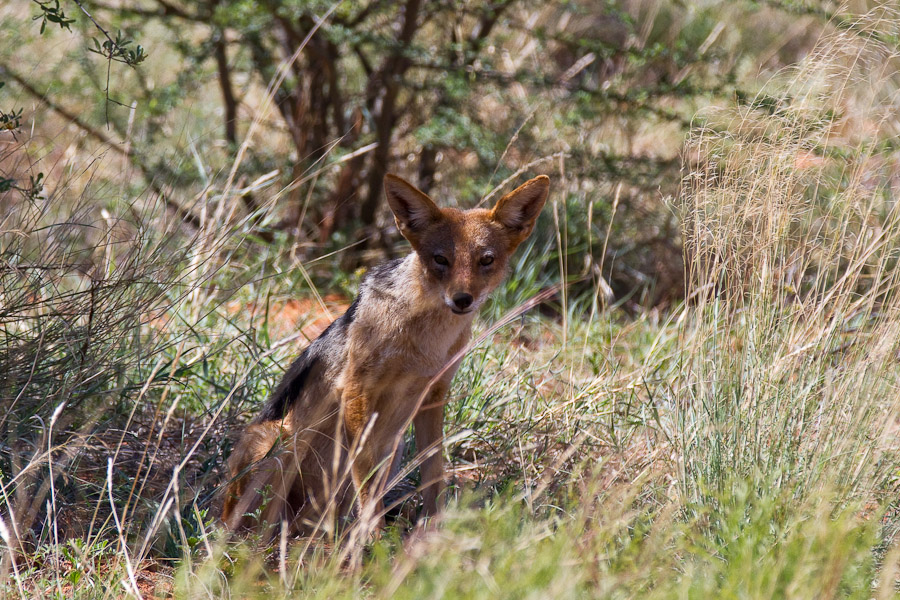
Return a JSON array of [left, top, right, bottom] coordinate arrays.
[[451, 292, 473, 311]]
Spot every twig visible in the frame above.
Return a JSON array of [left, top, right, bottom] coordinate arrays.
[[70, 0, 127, 125]]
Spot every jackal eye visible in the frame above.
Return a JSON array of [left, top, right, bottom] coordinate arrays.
[[480, 255, 494, 266], [434, 254, 449, 266]]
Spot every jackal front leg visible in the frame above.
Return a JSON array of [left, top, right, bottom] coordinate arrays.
[[414, 382, 449, 518]]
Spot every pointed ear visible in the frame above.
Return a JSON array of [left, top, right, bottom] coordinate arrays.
[[384, 174, 442, 241], [491, 175, 550, 243]]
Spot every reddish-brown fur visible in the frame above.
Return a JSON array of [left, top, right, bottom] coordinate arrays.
[[222, 174, 550, 536]]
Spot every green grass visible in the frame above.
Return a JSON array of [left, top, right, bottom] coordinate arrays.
[[161, 476, 887, 599]]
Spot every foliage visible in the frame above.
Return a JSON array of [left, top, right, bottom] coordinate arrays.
[[31, 0, 75, 35]]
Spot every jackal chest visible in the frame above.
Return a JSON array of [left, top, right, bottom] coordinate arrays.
[[394, 316, 471, 377], [349, 305, 471, 378]]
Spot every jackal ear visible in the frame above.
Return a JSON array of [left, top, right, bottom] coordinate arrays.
[[491, 175, 550, 241], [384, 174, 442, 239]]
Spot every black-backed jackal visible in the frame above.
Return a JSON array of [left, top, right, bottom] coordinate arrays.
[[222, 174, 550, 535]]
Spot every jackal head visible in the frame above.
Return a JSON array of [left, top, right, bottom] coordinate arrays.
[[384, 173, 550, 315]]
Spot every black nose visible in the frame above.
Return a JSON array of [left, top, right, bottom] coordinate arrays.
[[452, 293, 473, 311]]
